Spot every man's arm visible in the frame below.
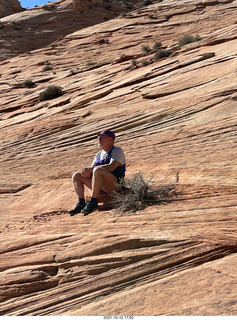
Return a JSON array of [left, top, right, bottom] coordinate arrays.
[[99, 147, 125, 172], [99, 160, 121, 172], [82, 160, 120, 177]]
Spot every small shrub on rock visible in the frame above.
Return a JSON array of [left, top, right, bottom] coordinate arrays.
[[141, 59, 150, 66], [153, 41, 162, 49], [23, 79, 35, 88], [42, 65, 53, 72], [131, 59, 138, 68], [154, 49, 173, 61], [178, 34, 202, 47], [141, 44, 151, 55], [39, 85, 63, 101], [8, 21, 15, 27], [87, 61, 96, 67], [43, 5, 48, 9], [111, 172, 178, 213], [111, 172, 149, 212], [69, 68, 80, 76]]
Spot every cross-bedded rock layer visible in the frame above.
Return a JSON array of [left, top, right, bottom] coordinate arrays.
[[0, 0, 236, 316], [0, 0, 149, 60]]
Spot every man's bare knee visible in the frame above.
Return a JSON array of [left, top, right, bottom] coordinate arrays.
[[93, 166, 106, 176], [72, 171, 82, 182]]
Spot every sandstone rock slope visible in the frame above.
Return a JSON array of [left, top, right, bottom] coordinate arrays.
[[0, 0, 22, 19], [0, 0, 149, 60], [0, 0, 236, 316]]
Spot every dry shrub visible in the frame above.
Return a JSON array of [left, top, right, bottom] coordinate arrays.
[[39, 85, 63, 101], [154, 49, 173, 61], [23, 79, 35, 88], [178, 34, 202, 47], [111, 172, 178, 213]]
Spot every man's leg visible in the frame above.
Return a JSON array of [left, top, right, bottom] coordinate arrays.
[[72, 171, 92, 198], [68, 172, 92, 216], [82, 167, 121, 215], [91, 167, 121, 198]]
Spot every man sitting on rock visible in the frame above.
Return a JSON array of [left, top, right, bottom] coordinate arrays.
[[68, 130, 126, 216]]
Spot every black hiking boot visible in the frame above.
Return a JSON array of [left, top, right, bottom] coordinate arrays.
[[81, 200, 98, 216], [68, 203, 85, 216]]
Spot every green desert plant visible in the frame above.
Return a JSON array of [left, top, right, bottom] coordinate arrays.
[[178, 34, 202, 47], [141, 59, 150, 66], [87, 61, 96, 67], [69, 68, 79, 75], [154, 49, 173, 61], [42, 65, 53, 72], [8, 21, 16, 27], [42, 62, 53, 72], [22, 79, 35, 88], [39, 85, 63, 101], [131, 59, 138, 68], [153, 41, 162, 49], [141, 44, 151, 55]]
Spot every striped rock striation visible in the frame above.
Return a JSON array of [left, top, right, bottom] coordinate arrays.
[[0, 0, 149, 60], [0, 0, 236, 316]]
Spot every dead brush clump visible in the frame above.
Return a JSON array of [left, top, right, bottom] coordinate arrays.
[[111, 172, 178, 213]]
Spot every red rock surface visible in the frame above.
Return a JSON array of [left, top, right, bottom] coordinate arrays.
[[0, 0, 237, 316], [0, 0, 22, 19], [0, 0, 148, 60]]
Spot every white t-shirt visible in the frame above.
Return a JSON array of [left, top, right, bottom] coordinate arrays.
[[91, 146, 126, 166]]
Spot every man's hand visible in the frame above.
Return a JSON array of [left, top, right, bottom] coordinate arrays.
[[81, 166, 93, 177]]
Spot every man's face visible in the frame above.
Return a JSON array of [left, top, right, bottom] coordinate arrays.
[[98, 134, 114, 150]]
